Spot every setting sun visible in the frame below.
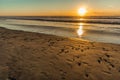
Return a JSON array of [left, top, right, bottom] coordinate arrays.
[[78, 7, 87, 16]]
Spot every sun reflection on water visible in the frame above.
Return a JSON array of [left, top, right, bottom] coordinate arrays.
[[77, 23, 84, 37]]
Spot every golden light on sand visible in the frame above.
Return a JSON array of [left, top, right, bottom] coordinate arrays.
[[77, 23, 84, 37], [78, 7, 87, 16]]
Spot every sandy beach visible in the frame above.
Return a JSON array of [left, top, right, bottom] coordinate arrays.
[[0, 27, 120, 80]]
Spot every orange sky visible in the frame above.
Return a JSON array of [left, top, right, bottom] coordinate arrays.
[[0, 0, 120, 16]]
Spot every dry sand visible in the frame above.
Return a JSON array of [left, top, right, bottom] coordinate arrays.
[[0, 27, 120, 80]]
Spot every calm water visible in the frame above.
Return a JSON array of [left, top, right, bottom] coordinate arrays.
[[0, 16, 120, 44]]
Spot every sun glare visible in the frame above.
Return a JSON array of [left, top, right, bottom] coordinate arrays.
[[78, 7, 87, 16], [77, 23, 84, 37]]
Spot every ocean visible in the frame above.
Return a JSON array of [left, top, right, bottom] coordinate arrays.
[[0, 16, 120, 44]]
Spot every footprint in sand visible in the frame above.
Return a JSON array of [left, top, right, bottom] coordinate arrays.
[[59, 69, 67, 80], [105, 54, 110, 58], [48, 42, 55, 46], [77, 62, 81, 66], [8, 77, 16, 80], [85, 73, 89, 78], [102, 47, 109, 51]]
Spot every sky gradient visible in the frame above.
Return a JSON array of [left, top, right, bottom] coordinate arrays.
[[0, 0, 120, 16]]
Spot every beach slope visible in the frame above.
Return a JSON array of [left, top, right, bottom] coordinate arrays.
[[0, 27, 120, 80]]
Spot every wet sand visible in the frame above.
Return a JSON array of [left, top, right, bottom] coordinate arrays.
[[0, 27, 120, 80]]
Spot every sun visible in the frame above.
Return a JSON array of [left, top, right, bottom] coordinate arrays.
[[78, 7, 87, 16]]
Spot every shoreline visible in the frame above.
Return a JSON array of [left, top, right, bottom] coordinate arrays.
[[0, 17, 120, 44], [0, 27, 120, 80], [0, 26, 119, 45]]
